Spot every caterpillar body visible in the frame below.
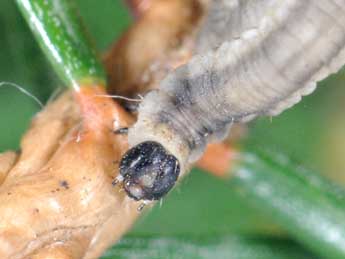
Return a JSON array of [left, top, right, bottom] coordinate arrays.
[[118, 0, 345, 202]]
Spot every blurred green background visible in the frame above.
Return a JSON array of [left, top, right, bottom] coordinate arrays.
[[1, 0, 345, 256]]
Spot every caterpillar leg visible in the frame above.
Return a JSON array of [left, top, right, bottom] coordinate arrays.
[[112, 174, 124, 186], [137, 200, 152, 212], [113, 127, 129, 135]]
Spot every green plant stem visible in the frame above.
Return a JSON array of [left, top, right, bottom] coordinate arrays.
[[16, 0, 106, 90], [102, 235, 315, 259], [228, 148, 345, 259]]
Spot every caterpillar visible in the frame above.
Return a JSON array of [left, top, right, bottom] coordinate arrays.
[[117, 0, 345, 202]]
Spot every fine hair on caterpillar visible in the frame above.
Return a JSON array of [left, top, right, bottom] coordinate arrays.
[[116, 0, 345, 205], [0, 81, 43, 108], [94, 93, 143, 103]]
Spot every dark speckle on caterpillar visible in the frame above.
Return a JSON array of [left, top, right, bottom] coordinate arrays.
[[116, 0, 345, 203]]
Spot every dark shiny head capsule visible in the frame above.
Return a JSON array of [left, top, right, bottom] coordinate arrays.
[[119, 141, 180, 201]]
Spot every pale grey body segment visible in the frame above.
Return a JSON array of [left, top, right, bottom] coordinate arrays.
[[129, 0, 345, 173]]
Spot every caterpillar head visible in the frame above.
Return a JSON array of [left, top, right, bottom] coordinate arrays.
[[119, 141, 180, 201]]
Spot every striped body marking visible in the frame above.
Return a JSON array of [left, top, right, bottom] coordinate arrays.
[[118, 0, 345, 202]]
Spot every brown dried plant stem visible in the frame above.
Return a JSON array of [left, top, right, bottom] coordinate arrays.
[[105, 0, 204, 97], [0, 86, 137, 259], [125, 0, 152, 17], [0, 85, 232, 259], [0, 0, 231, 258]]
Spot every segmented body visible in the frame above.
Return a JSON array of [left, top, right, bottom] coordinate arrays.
[[128, 0, 345, 179]]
